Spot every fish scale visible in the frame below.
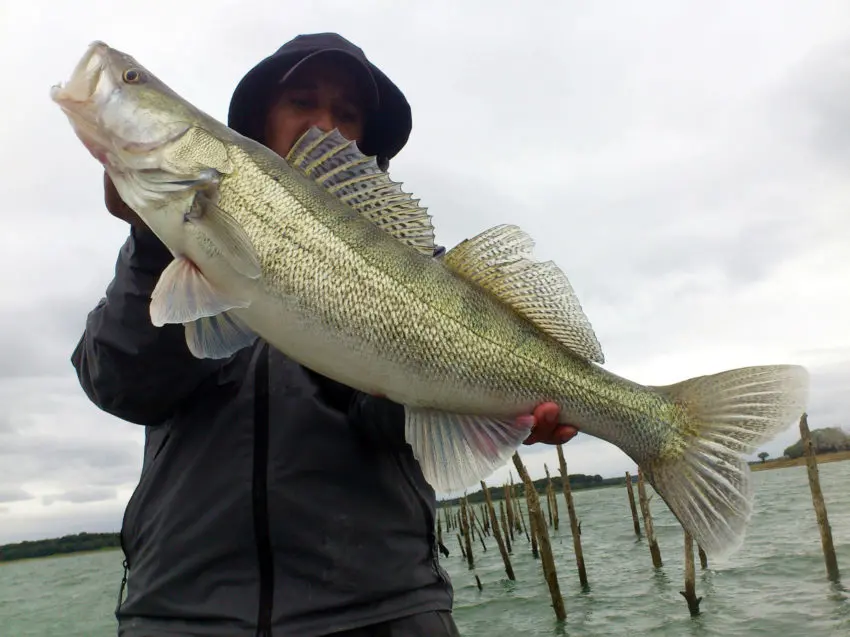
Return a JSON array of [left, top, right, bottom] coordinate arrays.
[[211, 148, 733, 509], [51, 40, 809, 559], [218, 145, 573, 404]]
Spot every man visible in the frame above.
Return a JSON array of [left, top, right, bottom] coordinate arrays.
[[73, 32, 577, 637]]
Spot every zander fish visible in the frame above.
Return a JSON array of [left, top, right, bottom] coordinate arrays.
[[51, 41, 809, 558]]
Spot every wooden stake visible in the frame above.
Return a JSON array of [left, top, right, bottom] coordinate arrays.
[[637, 469, 663, 568], [503, 482, 515, 541], [557, 444, 588, 588], [514, 484, 530, 541], [513, 452, 566, 621], [470, 507, 487, 552], [544, 464, 554, 528], [625, 471, 642, 537], [461, 497, 474, 569], [499, 500, 512, 553], [529, 495, 540, 559], [800, 413, 840, 581], [456, 534, 466, 560], [551, 483, 560, 531], [698, 546, 708, 570], [679, 530, 702, 616], [481, 480, 515, 580]]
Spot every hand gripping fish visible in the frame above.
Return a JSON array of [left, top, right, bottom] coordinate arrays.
[[51, 41, 809, 559]]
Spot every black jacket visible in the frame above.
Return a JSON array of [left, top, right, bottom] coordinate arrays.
[[71, 226, 453, 637]]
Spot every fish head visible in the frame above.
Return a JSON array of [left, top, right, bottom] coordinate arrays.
[[50, 41, 198, 172], [50, 41, 234, 238]]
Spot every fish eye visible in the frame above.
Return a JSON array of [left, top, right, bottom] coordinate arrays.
[[122, 69, 142, 83]]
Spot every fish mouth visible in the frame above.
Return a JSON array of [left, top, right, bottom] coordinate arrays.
[[50, 40, 109, 108], [50, 41, 117, 165]]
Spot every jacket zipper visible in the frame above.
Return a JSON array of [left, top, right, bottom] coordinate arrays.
[[394, 455, 447, 584], [253, 344, 274, 637], [116, 428, 171, 615]]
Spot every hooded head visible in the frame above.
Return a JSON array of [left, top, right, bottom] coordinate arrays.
[[227, 33, 412, 171]]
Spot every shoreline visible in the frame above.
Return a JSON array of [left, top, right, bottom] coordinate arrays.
[[0, 545, 121, 566], [749, 450, 850, 472], [3, 453, 847, 564]]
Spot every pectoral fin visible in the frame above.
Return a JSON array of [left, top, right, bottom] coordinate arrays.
[[150, 256, 251, 327], [188, 192, 262, 280]]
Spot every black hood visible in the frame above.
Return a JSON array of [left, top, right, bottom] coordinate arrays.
[[228, 32, 412, 166]]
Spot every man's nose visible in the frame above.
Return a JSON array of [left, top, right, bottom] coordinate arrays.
[[309, 109, 336, 132]]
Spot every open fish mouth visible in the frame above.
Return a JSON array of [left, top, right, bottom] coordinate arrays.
[[50, 41, 114, 164], [50, 40, 109, 107]]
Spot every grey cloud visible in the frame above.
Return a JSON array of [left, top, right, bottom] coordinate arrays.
[[0, 299, 91, 380], [2, 430, 142, 489], [0, 377, 144, 511], [806, 360, 850, 429], [0, 219, 128, 382], [402, 76, 835, 317], [776, 38, 850, 170], [0, 488, 35, 504], [42, 488, 118, 506]]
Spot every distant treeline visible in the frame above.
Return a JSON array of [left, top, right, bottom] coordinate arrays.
[[0, 532, 120, 563], [783, 427, 850, 459], [439, 473, 627, 506]]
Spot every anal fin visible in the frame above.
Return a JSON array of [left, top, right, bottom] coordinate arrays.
[[404, 408, 533, 494]]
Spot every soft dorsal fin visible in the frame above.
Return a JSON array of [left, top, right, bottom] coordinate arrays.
[[443, 224, 605, 363], [286, 127, 436, 257]]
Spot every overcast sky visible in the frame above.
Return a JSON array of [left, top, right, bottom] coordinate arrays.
[[1, 1, 848, 544]]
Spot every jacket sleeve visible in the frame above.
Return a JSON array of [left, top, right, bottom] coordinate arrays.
[[71, 226, 225, 426]]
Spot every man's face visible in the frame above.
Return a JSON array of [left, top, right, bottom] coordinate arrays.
[[263, 55, 370, 158]]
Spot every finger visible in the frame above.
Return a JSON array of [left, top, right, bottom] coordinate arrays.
[[554, 425, 579, 444], [523, 403, 560, 445], [533, 402, 560, 426]]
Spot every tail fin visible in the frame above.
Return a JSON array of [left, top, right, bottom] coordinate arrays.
[[643, 364, 809, 559]]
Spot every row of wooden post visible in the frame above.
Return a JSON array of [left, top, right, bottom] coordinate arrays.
[[620, 412, 840, 616], [440, 413, 840, 623], [443, 445, 588, 622]]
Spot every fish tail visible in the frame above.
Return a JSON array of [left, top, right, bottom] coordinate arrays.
[[640, 364, 809, 559]]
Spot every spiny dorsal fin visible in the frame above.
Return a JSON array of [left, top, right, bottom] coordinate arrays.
[[444, 224, 605, 364], [286, 127, 436, 256]]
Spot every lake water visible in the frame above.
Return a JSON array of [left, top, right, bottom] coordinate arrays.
[[1, 462, 848, 636]]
